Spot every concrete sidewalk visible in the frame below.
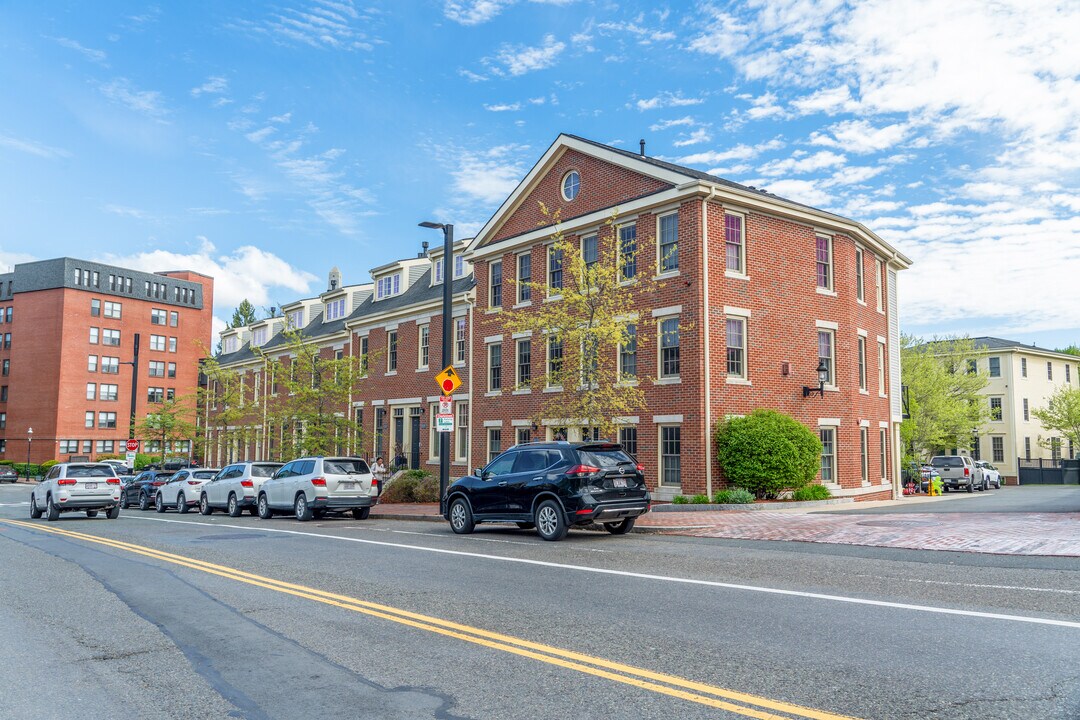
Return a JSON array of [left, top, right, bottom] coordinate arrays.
[[369, 501, 1080, 557]]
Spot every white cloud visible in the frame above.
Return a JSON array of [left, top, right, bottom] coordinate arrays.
[[810, 120, 909, 154], [488, 34, 565, 76], [791, 86, 857, 116], [103, 204, 152, 220], [649, 116, 695, 131], [757, 150, 847, 176], [483, 102, 522, 112], [0, 133, 70, 159], [677, 138, 784, 166], [744, 91, 786, 120], [673, 128, 712, 147], [450, 144, 527, 205], [749, 179, 834, 208], [444, 0, 513, 25], [635, 92, 704, 111], [245, 127, 277, 143], [54, 37, 108, 65], [227, 0, 377, 51], [595, 20, 676, 45], [190, 76, 228, 98], [99, 78, 169, 120]]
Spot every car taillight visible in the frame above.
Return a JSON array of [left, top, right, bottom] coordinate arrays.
[[311, 477, 326, 487], [57, 478, 76, 486], [964, 467, 970, 476], [240, 480, 253, 488], [566, 464, 601, 477], [635, 464, 645, 472], [152, 480, 165, 486], [107, 478, 120, 485], [187, 480, 200, 485]]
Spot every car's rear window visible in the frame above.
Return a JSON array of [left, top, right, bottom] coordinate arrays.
[[192, 471, 217, 479], [931, 457, 964, 468], [68, 465, 115, 477], [577, 446, 635, 469], [251, 464, 283, 477], [324, 459, 370, 475]]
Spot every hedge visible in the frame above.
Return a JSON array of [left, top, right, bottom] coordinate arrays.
[[715, 409, 822, 499]]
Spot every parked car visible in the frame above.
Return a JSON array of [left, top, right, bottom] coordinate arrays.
[[100, 459, 132, 475], [122, 470, 175, 510], [156, 468, 220, 513], [929, 455, 983, 492], [257, 457, 377, 522], [975, 461, 1002, 489], [30, 463, 122, 521], [0, 465, 18, 483], [443, 441, 651, 541], [200, 461, 284, 517]]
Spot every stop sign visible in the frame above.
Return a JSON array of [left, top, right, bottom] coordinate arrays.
[[126, 439, 140, 452]]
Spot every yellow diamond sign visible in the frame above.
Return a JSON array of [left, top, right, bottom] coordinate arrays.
[[435, 365, 462, 394]]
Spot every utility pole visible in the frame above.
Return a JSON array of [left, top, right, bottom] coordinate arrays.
[[419, 221, 454, 514]]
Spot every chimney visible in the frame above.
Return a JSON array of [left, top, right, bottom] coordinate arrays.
[[639, 138, 646, 156], [419, 240, 429, 259]]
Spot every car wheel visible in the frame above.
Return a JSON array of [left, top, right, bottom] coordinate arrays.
[[604, 518, 636, 535], [200, 494, 213, 515], [966, 481, 974, 493], [257, 494, 273, 519], [448, 497, 474, 534], [177, 493, 189, 513], [46, 496, 60, 522], [227, 493, 242, 518], [535, 500, 568, 541], [294, 493, 313, 522], [29, 494, 41, 519], [119, 493, 129, 510], [139, 492, 151, 511], [351, 507, 370, 520], [155, 493, 166, 513], [106, 504, 120, 519], [86, 510, 98, 518], [516, 522, 535, 530], [943, 485, 949, 493]]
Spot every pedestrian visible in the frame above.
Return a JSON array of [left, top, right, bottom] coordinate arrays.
[[372, 456, 387, 480]]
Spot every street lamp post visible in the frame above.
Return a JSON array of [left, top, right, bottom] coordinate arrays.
[[25, 427, 33, 481], [419, 220, 454, 514]]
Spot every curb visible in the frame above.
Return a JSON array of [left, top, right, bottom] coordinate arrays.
[[651, 497, 854, 512], [369, 512, 444, 523]]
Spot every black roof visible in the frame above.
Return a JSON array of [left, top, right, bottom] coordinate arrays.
[[971, 336, 1073, 356]]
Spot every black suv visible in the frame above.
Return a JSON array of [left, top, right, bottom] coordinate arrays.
[[121, 470, 176, 510], [443, 441, 650, 541]]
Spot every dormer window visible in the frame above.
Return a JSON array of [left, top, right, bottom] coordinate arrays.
[[377, 273, 401, 299], [287, 309, 304, 329], [455, 255, 465, 278], [252, 327, 267, 347], [434, 259, 444, 284], [224, 337, 238, 354], [325, 298, 346, 320]]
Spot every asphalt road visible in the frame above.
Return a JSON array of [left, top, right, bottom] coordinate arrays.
[[1, 482, 1078, 720], [825, 485, 1080, 514]]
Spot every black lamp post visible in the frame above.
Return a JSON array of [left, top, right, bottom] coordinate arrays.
[[418, 220, 454, 514], [803, 359, 830, 398], [25, 427, 32, 481]]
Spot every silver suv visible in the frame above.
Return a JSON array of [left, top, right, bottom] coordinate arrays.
[[257, 457, 377, 522], [200, 462, 283, 517], [156, 468, 220, 513], [31, 463, 122, 521]]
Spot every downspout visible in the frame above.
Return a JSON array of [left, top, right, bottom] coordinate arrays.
[[466, 294, 475, 473], [702, 188, 716, 498]]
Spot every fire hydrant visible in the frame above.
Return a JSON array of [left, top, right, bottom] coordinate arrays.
[[929, 476, 943, 496]]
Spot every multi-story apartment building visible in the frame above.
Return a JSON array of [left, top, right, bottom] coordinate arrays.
[[467, 135, 910, 500], [969, 337, 1079, 482], [0, 258, 214, 463], [210, 134, 911, 500]]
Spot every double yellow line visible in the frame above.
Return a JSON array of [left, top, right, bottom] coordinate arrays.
[[2, 519, 860, 720]]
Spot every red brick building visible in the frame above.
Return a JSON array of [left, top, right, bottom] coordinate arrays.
[[0, 258, 214, 464], [466, 135, 910, 500]]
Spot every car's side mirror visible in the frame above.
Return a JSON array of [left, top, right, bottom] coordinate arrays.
[[474, 467, 484, 477]]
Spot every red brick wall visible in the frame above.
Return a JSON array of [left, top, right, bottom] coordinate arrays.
[[489, 149, 673, 244]]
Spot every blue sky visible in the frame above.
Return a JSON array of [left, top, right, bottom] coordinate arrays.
[[2, 0, 1079, 347]]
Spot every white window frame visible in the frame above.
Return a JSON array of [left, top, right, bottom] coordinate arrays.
[[418, 324, 429, 369], [860, 426, 869, 485], [819, 425, 837, 485], [489, 259, 503, 309], [658, 424, 681, 488], [880, 427, 888, 482], [386, 330, 398, 373], [546, 335, 563, 389], [725, 314, 748, 382], [658, 315, 681, 381], [516, 338, 531, 388], [618, 222, 638, 281], [488, 342, 502, 392], [857, 335, 867, 392], [547, 244, 563, 297], [619, 323, 637, 381], [875, 258, 885, 312], [657, 211, 679, 275], [516, 252, 532, 304], [487, 427, 502, 463], [455, 402, 469, 462], [815, 234, 834, 292], [818, 329, 836, 388], [855, 246, 865, 303], [878, 341, 887, 396], [724, 211, 746, 276], [455, 318, 466, 365]]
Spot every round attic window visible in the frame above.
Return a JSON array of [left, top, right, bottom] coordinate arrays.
[[561, 170, 580, 201]]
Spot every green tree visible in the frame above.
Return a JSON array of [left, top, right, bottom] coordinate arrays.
[[714, 409, 822, 498], [900, 334, 988, 460], [1056, 344, 1080, 357], [196, 354, 255, 465], [228, 299, 258, 329], [260, 327, 373, 459], [137, 397, 196, 463], [1031, 385, 1080, 454], [501, 204, 673, 438]]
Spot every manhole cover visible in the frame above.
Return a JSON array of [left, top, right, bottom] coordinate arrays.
[[856, 520, 941, 528]]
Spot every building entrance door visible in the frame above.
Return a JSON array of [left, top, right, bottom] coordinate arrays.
[[410, 409, 421, 469]]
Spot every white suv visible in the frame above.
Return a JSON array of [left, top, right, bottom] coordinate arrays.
[[156, 468, 220, 513], [31, 463, 122, 521], [200, 462, 283, 517], [257, 457, 377, 522]]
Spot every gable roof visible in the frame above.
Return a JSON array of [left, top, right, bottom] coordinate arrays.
[[972, 336, 1078, 360], [466, 133, 912, 268]]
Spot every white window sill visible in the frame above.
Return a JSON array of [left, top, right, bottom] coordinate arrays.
[[877, 308, 886, 315], [654, 377, 682, 385], [385, 371, 397, 377], [543, 386, 563, 393], [859, 389, 869, 395], [725, 270, 749, 281], [512, 389, 531, 395], [543, 295, 562, 303], [825, 385, 839, 392], [617, 379, 640, 387], [454, 362, 466, 368], [484, 308, 502, 315], [485, 391, 501, 397], [879, 393, 888, 399], [513, 301, 532, 309], [416, 367, 429, 373], [619, 278, 639, 287], [816, 287, 837, 297], [857, 299, 867, 306], [861, 480, 872, 487], [654, 271, 680, 281], [726, 377, 751, 386]]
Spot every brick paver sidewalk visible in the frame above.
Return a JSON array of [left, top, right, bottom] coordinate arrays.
[[370, 503, 1080, 557]]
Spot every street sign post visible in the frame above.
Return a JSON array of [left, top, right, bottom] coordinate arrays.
[[435, 365, 462, 394], [439, 395, 453, 414], [126, 439, 140, 452], [435, 413, 455, 432], [125, 451, 137, 467]]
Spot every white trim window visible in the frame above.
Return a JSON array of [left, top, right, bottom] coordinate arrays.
[[878, 341, 887, 395], [325, 298, 346, 320], [489, 260, 502, 308], [855, 246, 865, 302], [815, 235, 833, 290], [880, 428, 888, 482], [619, 324, 637, 380], [659, 317, 680, 379], [287, 309, 304, 328], [818, 330, 835, 386], [517, 252, 531, 303], [516, 338, 531, 386], [418, 324, 429, 369], [993, 436, 1005, 463], [820, 427, 836, 483], [876, 259, 884, 311], [376, 274, 401, 300], [858, 336, 867, 391], [619, 223, 637, 280], [547, 336, 563, 387], [990, 396, 1003, 421], [726, 317, 746, 380], [618, 426, 638, 456], [658, 212, 679, 274], [548, 245, 563, 294], [725, 213, 745, 274], [434, 258, 443, 284], [659, 425, 681, 487], [454, 254, 465, 278], [487, 427, 501, 463], [488, 343, 502, 391], [582, 234, 599, 274], [860, 427, 869, 484], [455, 402, 469, 462], [387, 330, 398, 372], [516, 427, 531, 446], [455, 318, 467, 364], [428, 403, 439, 461], [561, 170, 580, 202]]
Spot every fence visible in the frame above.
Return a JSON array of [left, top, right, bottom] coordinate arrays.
[[1017, 458, 1080, 484]]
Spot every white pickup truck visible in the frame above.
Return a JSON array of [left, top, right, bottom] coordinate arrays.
[[929, 455, 985, 493]]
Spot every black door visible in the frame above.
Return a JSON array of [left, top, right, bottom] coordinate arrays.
[[470, 452, 517, 514], [394, 415, 404, 465], [505, 449, 555, 514], [410, 415, 421, 469]]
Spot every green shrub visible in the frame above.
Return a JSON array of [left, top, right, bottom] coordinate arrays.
[[712, 489, 731, 504], [671, 495, 688, 504], [715, 409, 822, 499], [689, 494, 710, 504], [792, 484, 832, 502], [380, 470, 439, 503], [40, 460, 58, 471], [726, 488, 754, 504]]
